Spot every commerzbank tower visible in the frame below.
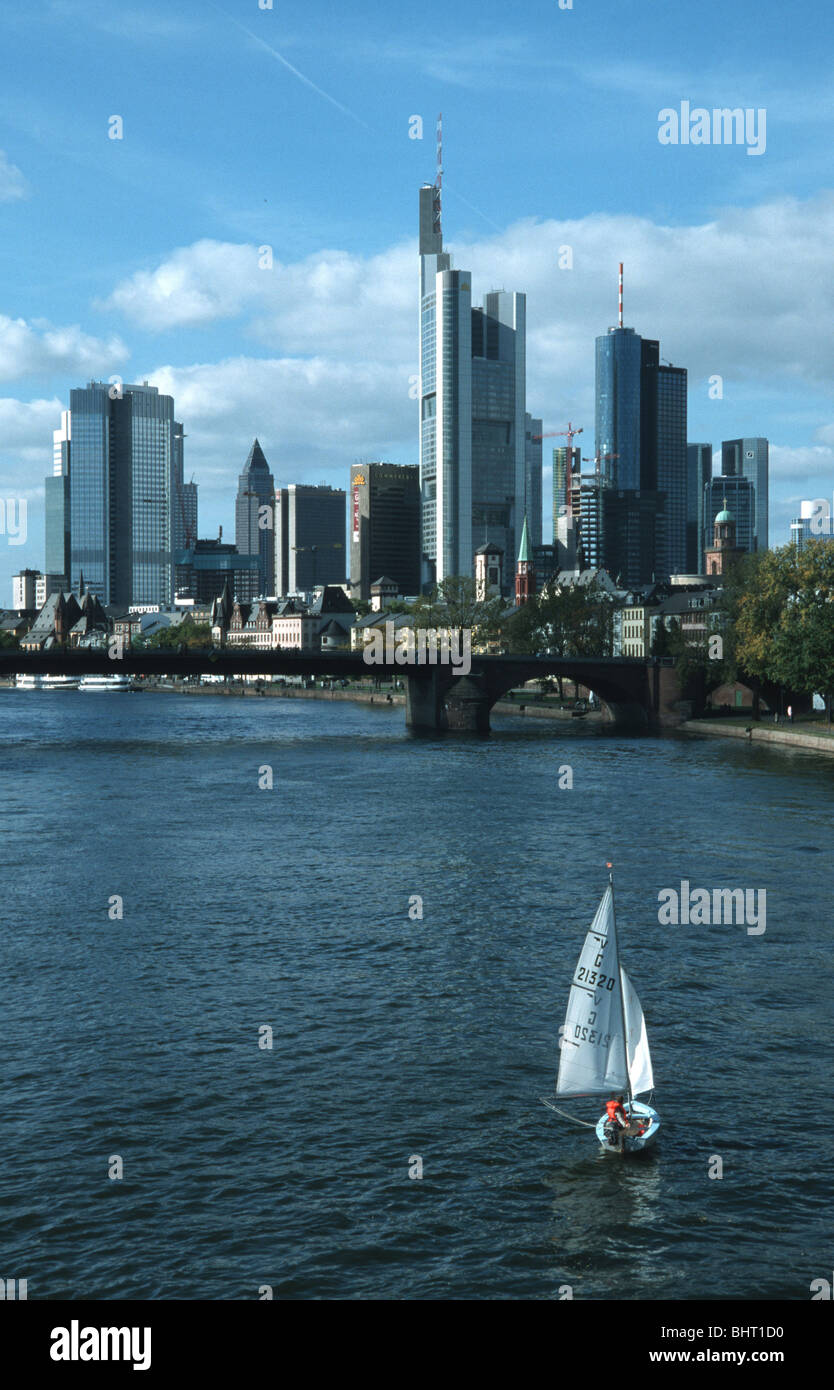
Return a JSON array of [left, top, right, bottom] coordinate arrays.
[[418, 143, 539, 590]]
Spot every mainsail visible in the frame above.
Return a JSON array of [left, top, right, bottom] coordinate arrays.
[[620, 966, 654, 1096], [555, 885, 629, 1098]]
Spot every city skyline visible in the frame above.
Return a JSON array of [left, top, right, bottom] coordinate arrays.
[[2, 1, 833, 601]]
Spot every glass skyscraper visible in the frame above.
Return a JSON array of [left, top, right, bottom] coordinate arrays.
[[686, 443, 713, 573], [60, 381, 184, 606], [594, 319, 686, 581], [721, 438, 768, 550], [419, 183, 529, 588]]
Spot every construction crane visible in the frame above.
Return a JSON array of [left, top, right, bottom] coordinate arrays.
[[582, 452, 620, 479]]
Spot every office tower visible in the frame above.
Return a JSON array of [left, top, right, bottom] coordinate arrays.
[[349, 462, 421, 601], [703, 475, 754, 559], [687, 443, 713, 572], [721, 438, 768, 550], [419, 182, 528, 590], [594, 272, 686, 581], [524, 415, 543, 548], [175, 539, 260, 603], [601, 489, 665, 587], [64, 381, 182, 606], [45, 410, 71, 587], [656, 364, 687, 575], [235, 439, 275, 599], [274, 483, 345, 595]]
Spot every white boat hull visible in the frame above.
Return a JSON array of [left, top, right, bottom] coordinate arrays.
[[596, 1100, 660, 1154]]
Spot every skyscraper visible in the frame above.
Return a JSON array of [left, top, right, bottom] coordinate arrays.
[[593, 274, 687, 581], [349, 462, 421, 600], [235, 439, 275, 599], [64, 381, 184, 606], [419, 182, 528, 589], [524, 415, 543, 549], [45, 410, 71, 586], [686, 443, 713, 573], [721, 438, 768, 550], [274, 484, 346, 596], [703, 475, 754, 558]]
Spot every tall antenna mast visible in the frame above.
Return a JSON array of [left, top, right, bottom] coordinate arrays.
[[436, 112, 442, 208], [618, 262, 624, 328]]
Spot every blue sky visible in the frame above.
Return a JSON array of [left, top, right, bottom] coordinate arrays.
[[2, 0, 833, 593]]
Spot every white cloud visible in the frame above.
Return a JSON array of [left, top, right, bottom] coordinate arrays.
[[0, 316, 128, 384], [103, 194, 834, 404], [0, 150, 28, 201]]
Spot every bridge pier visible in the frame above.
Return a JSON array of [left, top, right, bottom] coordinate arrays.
[[444, 676, 491, 733], [404, 668, 447, 731]]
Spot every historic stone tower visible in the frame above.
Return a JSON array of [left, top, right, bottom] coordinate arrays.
[[705, 498, 744, 576], [515, 515, 535, 605]]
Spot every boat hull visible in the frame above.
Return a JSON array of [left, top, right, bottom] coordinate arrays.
[[596, 1100, 659, 1153]]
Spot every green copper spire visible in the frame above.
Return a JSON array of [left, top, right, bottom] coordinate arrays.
[[517, 513, 531, 564]]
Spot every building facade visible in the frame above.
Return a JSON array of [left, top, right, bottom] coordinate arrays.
[[704, 475, 754, 558], [274, 484, 346, 596], [349, 461, 421, 600]]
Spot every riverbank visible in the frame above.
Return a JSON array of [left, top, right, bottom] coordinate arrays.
[[683, 717, 834, 755]]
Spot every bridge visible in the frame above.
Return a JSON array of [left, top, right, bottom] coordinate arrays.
[[0, 648, 685, 731]]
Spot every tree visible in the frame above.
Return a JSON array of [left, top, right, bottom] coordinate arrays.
[[412, 576, 504, 644], [0, 629, 19, 650], [134, 619, 212, 651]]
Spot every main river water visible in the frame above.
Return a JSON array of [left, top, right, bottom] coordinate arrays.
[[0, 691, 830, 1300]]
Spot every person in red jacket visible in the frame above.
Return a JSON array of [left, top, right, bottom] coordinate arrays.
[[604, 1094, 629, 1148]]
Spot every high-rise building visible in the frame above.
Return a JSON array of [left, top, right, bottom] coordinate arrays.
[[553, 446, 581, 536], [349, 462, 421, 600], [419, 182, 528, 590], [45, 411, 71, 588], [721, 438, 768, 550], [687, 443, 713, 573], [274, 483, 346, 596], [235, 439, 275, 599], [12, 569, 40, 610], [656, 364, 687, 576], [593, 279, 687, 581], [703, 475, 754, 559], [524, 415, 543, 549], [61, 381, 184, 607]]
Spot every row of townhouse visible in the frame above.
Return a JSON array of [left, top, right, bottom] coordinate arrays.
[[614, 582, 723, 657]]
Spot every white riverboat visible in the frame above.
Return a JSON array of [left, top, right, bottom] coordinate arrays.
[[78, 674, 134, 692], [15, 673, 43, 689], [41, 674, 81, 689]]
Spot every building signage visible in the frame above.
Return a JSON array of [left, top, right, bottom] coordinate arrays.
[[352, 488, 360, 540]]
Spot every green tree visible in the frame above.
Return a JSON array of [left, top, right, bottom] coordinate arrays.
[[134, 619, 212, 650]]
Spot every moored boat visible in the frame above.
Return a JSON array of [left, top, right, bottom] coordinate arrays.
[[15, 673, 43, 689], [41, 674, 81, 689], [78, 674, 134, 691]]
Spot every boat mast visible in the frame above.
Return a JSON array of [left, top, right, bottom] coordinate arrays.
[[608, 863, 632, 1107]]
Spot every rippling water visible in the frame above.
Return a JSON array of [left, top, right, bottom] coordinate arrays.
[[0, 690, 830, 1300]]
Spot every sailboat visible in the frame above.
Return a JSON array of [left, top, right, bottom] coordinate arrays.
[[541, 866, 659, 1153]]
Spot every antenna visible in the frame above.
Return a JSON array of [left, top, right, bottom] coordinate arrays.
[[436, 112, 442, 197], [618, 262, 623, 328]]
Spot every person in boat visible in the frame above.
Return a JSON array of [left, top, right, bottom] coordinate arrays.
[[604, 1094, 629, 1146]]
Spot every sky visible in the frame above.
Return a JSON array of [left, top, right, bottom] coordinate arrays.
[[1, 0, 833, 596]]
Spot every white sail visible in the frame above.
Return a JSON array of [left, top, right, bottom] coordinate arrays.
[[555, 885, 629, 1098], [620, 967, 654, 1096]]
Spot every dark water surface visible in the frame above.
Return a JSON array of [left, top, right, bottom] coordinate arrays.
[[1, 690, 831, 1300]]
